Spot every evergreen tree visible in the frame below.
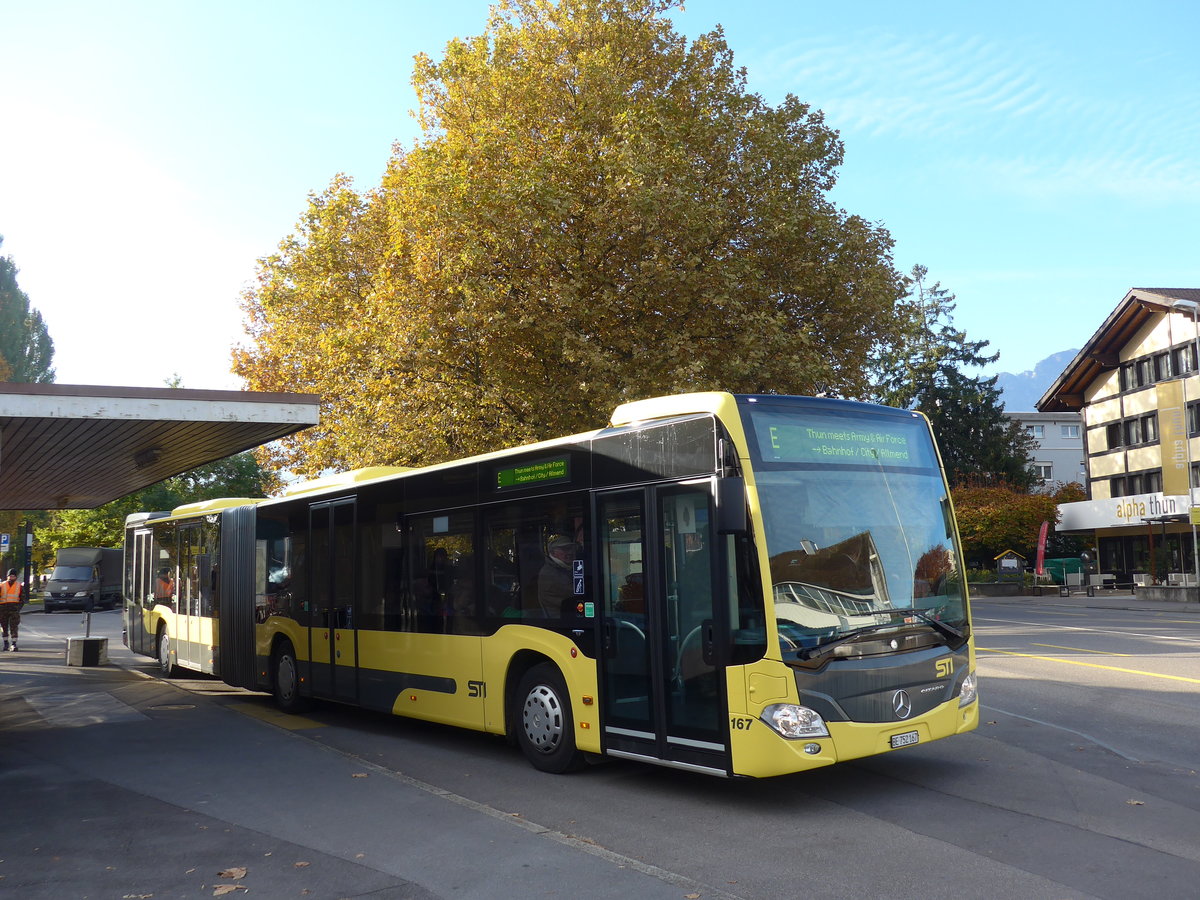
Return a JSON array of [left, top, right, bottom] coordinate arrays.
[[0, 236, 55, 383], [874, 265, 1037, 488]]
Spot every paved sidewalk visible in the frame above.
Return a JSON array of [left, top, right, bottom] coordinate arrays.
[[973, 589, 1200, 615], [0, 629, 721, 900]]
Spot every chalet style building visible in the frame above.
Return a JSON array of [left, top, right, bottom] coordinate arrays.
[[1039, 287, 1200, 584]]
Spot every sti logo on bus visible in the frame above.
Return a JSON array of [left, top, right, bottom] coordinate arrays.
[[936, 659, 954, 678]]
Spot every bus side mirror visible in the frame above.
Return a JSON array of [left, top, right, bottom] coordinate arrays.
[[717, 477, 747, 535]]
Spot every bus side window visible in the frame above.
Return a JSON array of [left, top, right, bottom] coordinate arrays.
[[482, 519, 520, 618], [407, 511, 476, 634]]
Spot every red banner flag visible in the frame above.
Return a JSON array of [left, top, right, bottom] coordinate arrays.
[[1035, 521, 1049, 576]]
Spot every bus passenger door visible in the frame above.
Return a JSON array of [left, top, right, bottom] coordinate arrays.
[[308, 498, 358, 703], [598, 483, 728, 774], [129, 530, 153, 655], [178, 524, 203, 672]]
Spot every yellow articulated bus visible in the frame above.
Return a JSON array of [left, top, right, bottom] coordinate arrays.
[[124, 392, 977, 778]]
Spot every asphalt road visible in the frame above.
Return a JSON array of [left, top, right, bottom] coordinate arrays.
[[3, 598, 1199, 899]]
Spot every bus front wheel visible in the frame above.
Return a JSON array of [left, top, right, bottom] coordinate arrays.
[[515, 663, 584, 774], [272, 640, 310, 713]]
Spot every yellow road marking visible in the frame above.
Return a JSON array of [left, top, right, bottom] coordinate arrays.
[[1031, 643, 1131, 657], [227, 701, 325, 730], [978, 647, 1200, 685]]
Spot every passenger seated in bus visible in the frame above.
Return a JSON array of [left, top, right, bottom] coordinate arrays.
[[537, 535, 576, 618]]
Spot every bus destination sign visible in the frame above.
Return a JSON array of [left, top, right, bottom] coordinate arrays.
[[768, 424, 912, 463], [496, 456, 570, 490], [750, 412, 935, 469]]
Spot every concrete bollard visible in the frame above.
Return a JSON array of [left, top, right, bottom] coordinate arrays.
[[65, 636, 109, 667]]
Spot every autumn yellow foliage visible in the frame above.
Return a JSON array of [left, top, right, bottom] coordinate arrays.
[[234, 0, 907, 476]]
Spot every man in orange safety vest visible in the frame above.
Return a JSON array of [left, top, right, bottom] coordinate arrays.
[[0, 568, 25, 651]]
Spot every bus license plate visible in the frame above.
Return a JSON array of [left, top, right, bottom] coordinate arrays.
[[890, 730, 919, 749]]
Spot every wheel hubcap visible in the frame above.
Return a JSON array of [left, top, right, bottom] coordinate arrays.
[[278, 655, 296, 701], [522, 684, 563, 753]]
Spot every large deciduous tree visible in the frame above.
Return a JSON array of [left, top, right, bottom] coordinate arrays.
[[875, 265, 1037, 489], [953, 481, 1085, 568], [235, 0, 907, 475], [0, 236, 55, 383]]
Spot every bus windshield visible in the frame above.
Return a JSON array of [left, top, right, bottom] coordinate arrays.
[[740, 399, 967, 655]]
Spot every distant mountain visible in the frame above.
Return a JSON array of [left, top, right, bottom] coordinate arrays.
[[996, 350, 1079, 412]]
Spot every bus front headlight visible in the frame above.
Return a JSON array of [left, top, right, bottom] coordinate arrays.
[[958, 671, 978, 707], [761, 704, 829, 740]]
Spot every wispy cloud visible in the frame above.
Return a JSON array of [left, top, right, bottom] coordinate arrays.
[[755, 29, 1200, 202], [761, 32, 1057, 138]]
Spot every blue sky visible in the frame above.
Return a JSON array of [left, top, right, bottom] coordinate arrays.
[[2, 0, 1197, 392]]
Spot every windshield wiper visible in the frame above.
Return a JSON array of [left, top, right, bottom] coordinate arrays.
[[798, 623, 902, 661], [909, 608, 964, 642], [795, 609, 964, 662]]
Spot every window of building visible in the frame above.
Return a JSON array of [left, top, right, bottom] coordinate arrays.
[[1034, 463, 1053, 481], [1136, 358, 1153, 387], [1118, 414, 1158, 447], [1124, 418, 1142, 446], [1028, 424, 1045, 439], [1106, 421, 1123, 449], [1174, 345, 1198, 376], [1142, 414, 1158, 443], [1153, 353, 1172, 381], [1117, 348, 1200, 392], [1061, 424, 1080, 439], [1113, 470, 1164, 497], [1120, 363, 1136, 392]]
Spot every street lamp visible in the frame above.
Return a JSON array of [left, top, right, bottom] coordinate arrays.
[[1171, 298, 1200, 591]]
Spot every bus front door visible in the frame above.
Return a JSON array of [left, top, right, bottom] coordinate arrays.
[[598, 484, 729, 775], [308, 498, 358, 703]]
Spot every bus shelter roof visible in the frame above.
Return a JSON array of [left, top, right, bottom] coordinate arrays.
[[0, 383, 319, 510]]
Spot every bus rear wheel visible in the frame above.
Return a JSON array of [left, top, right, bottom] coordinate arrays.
[[515, 663, 584, 773], [157, 629, 175, 677], [272, 639, 310, 713]]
